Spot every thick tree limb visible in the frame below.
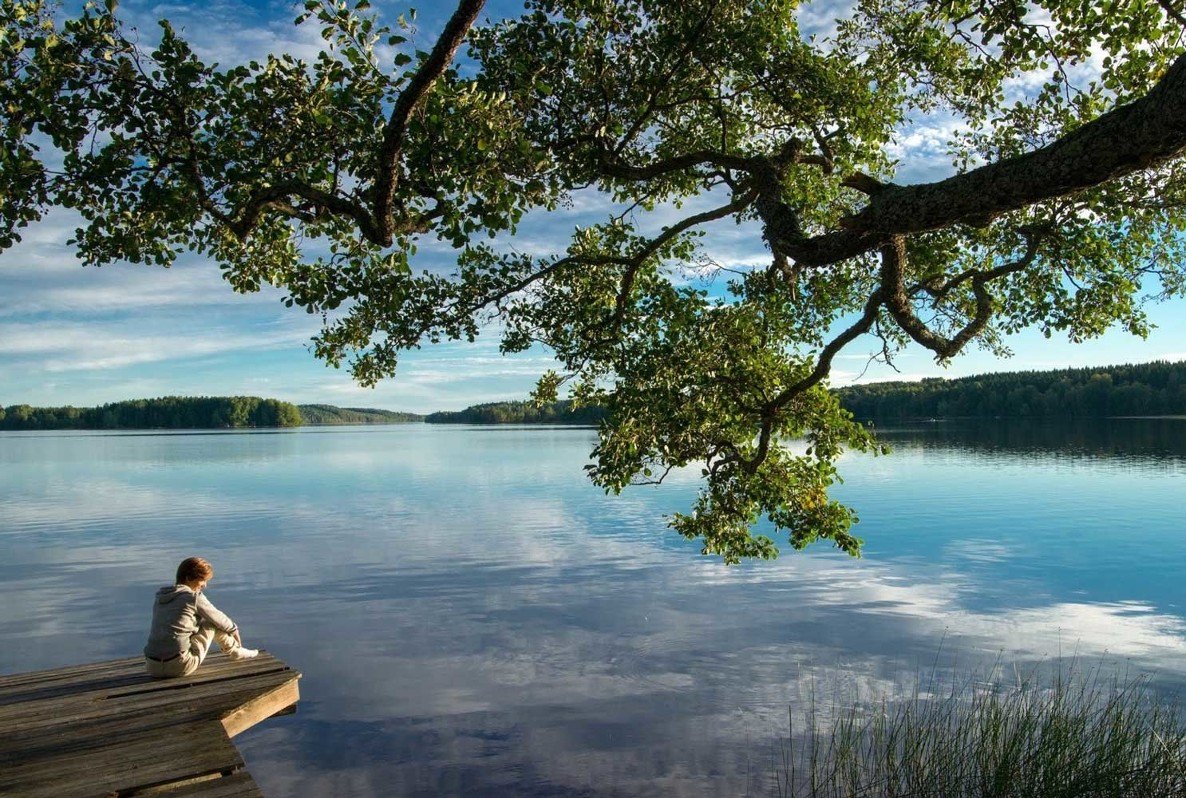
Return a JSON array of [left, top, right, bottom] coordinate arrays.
[[841, 172, 889, 196], [372, 0, 486, 244], [742, 52, 1186, 269], [839, 53, 1186, 239], [881, 234, 1040, 359], [593, 105, 1155, 274], [598, 148, 756, 181], [227, 182, 381, 241], [1158, 0, 1186, 28]]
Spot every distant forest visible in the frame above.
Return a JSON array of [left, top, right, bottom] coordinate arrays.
[[297, 405, 422, 424], [0, 397, 422, 430], [426, 400, 606, 425], [7, 360, 1183, 430], [0, 396, 303, 430], [838, 360, 1186, 421]]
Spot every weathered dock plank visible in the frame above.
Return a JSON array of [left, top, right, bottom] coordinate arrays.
[[0, 665, 296, 732], [1, 722, 243, 798], [0, 654, 291, 707], [0, 651, 300, 797], [152, 771, 265, 797]]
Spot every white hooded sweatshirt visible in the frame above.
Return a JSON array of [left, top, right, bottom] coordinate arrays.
[[143, 584, 237, 660]]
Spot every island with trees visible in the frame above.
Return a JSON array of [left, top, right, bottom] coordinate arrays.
[[0, 397, 421, 430], [0, 397, 302, 430]]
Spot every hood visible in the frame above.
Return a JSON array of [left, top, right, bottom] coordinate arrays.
[[155, 585, 195, 604]]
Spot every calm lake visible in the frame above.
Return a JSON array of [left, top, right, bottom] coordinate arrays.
[[2, 420, 1185, 795]]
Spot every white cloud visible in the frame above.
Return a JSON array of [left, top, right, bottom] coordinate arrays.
[[122, 0, 332, 67], [0, 267, 260, 317], [0, 319, 312, 372], [1, 210, 287, 317], [797, 0, 856, 40]]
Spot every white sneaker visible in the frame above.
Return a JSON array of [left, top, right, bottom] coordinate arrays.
[[228, 647, 259, 661]]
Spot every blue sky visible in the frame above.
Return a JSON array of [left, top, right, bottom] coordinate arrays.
[[2, 0, 1184, 414]]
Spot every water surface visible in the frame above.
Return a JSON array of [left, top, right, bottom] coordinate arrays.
[[1, 420, 1183, 795]]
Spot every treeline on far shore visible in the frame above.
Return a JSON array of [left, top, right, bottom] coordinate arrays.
[[8, 359, 1185, 430], [838, 360, 1186, 421], [296, 404, 422, 425], [0, 397, 422, 430], [425, 400, 605, 425]]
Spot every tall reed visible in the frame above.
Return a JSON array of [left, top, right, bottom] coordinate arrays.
[[769, 663, 1186, 797]]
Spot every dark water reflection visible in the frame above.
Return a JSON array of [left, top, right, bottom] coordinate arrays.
[[1, 422, 1184, 796], [876, 417, 1186, 462]]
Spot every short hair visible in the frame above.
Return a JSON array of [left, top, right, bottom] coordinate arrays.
[[176, 556, 214, 584]]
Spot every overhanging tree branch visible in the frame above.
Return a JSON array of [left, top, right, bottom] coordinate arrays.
[[372, 0, 487, 244], [808, 53, 1186, 254], [746, 52, 1186, 269], [612, 189, 758, 325], [882, 233, 1042, 359], [739, 288, 886, 474], [1158, 0, 1186, 28]]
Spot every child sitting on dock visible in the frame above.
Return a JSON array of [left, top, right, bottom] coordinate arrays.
[[144, 556, 258, 678]]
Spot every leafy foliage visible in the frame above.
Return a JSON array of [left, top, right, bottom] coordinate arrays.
[[5, 0, 1186, 560]]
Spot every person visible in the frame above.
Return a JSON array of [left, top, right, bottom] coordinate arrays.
[[144, 556, 258, 678]]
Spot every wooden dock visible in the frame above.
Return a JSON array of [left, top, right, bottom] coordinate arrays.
[[0, 652, 300, 797]]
